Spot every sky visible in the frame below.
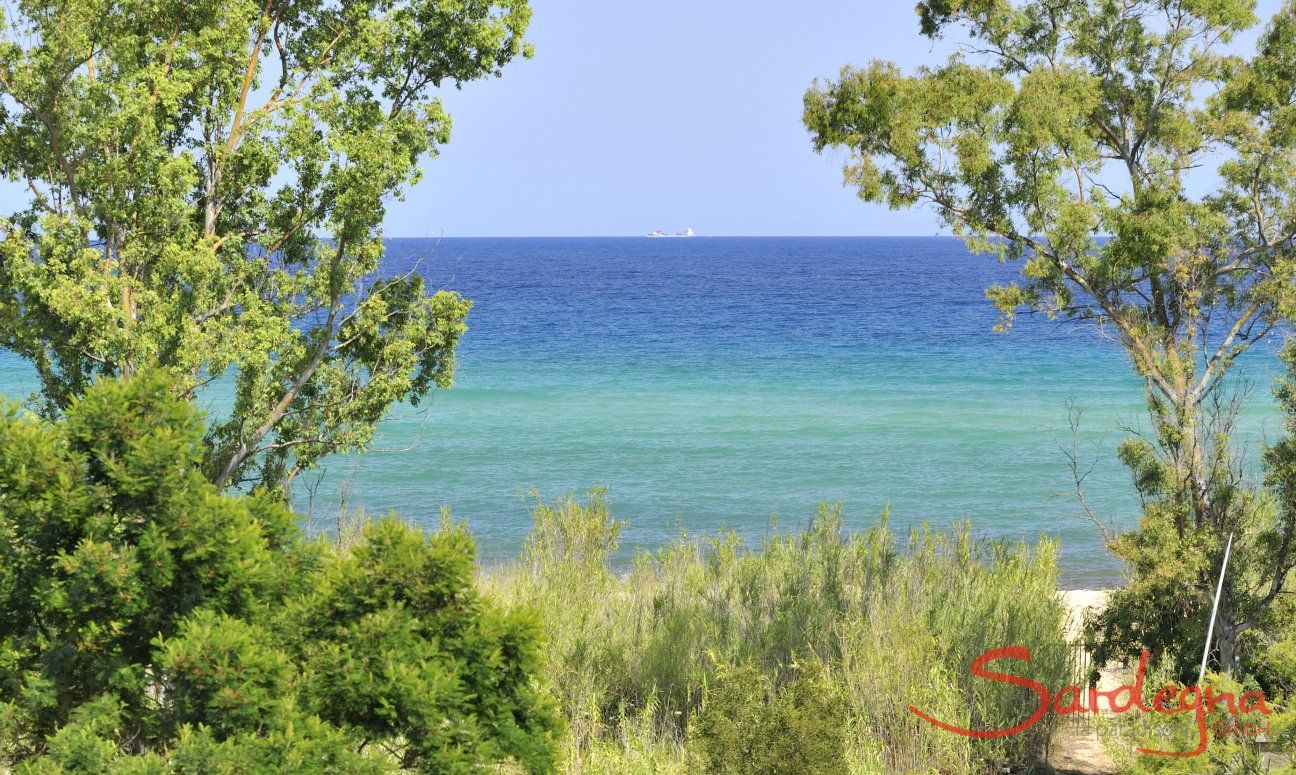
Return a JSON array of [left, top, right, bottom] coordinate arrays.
[[1, 1, 1288, 237], [394, 0, 970, 237], [389, 0, 1289, 237]]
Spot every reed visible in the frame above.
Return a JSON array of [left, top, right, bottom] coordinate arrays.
[[484, 491, 1075, 774]]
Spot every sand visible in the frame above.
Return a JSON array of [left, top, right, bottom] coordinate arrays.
[[1049, 589, 1118, 775]]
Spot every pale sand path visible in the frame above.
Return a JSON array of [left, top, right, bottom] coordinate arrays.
[[1059, 590, 1108, 643], [1048, 590, 1119, 775]]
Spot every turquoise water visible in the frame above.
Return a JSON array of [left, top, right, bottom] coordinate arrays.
[[0, 237, 1282, 586]]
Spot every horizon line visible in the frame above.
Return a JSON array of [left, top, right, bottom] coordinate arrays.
[[383, 233, 959, 239]]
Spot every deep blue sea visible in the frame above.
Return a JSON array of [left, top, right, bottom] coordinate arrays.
[[0, 237, 1282, 586]]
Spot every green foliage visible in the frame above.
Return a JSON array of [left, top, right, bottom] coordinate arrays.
[[0, 373, 560, 771], [1255, 631, 1296, 699], [487, 492, 1075, 774], [688, 661, 848, 775], [0, 0, 532, 491], [1097, 664, 1296, 774], [287, 516, 562, 772], [805, 0, 1296, 684], [1089, 348, 1296, 684], [521, 486, 625, 579]]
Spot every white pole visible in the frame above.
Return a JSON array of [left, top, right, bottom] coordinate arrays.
[[1199, 532, 1235, 686]]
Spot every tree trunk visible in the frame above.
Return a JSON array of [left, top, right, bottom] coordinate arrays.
[[1213, 615, 1242, 678], [1167, 396, 1212, 536]]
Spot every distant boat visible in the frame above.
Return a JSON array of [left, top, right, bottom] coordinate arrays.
[[647, 227, 695, 238]]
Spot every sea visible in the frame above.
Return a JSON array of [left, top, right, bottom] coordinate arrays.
[[0, 237, 1283, 587]]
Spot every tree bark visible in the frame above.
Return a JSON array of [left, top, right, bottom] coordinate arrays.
[[1214, 614, 1242, 678]]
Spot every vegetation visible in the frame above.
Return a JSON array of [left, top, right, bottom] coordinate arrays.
[[0, 375, 1080, 773], [0, 0, 532, 492], [687, 662, 849, 775], [1094, 662, 1296, 772], [804, 0, 1296, 685], [13, 0, 1294, 768], [485, 490, 1076, 774], [0, 373, 561, 772]]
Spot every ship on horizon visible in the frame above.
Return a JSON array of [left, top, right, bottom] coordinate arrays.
[[647, 227, 695, 238]]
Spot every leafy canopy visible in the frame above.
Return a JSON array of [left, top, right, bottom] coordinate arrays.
[[0, 372, 561, 772], [805, 0, 1296, 395], [804, 0, 1296, 677], [0, 0, 532, 490]]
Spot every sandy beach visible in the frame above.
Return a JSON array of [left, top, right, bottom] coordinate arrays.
[[1053, 590, 1117, 774], [1060, 589, 1110, 642]]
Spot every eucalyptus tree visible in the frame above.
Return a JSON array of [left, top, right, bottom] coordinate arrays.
[[804, 0, 1296, 676], [0, 0, 531, 490]]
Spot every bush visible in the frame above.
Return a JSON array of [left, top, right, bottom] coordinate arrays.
[[688, 661, 848, 775], [1096, 664, 1296, 775], [486, 493, 1075, 774], [0, 373, 561, 772]]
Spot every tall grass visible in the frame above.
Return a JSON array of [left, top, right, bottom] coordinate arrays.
[[484, 490, 1076, 774]]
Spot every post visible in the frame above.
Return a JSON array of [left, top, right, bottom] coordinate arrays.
[[1199, 532, 1234, 686]]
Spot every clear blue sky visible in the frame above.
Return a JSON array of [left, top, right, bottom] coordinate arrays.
[[390, 0, 1286, 237], [395, 0, 965, 237], [1, 1, 1286, 236]]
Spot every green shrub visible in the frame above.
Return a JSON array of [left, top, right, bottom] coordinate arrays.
[[1257, 634, 1296, 701], [1097, 665, 1296, 775], [688, 661, 848, 775], [522, 487, 624, 579], [487, 493, 1075, 774], [0, 373, 561, 772]]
